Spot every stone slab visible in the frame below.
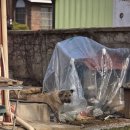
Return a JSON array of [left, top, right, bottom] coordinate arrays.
[[15, 103, 50, 123]]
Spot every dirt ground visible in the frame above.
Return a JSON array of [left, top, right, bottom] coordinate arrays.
[[74, 118, 130, 130], [0, 125, 25, 130], [0, 118, 130, 130], [9, 87, 130, 130]]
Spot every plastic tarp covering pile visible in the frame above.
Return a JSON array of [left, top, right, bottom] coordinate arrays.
[[43, 36, 130, 121]]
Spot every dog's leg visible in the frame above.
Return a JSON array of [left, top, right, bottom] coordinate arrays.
[[49, 107, 60, 122], [54, 112, 60, 123]]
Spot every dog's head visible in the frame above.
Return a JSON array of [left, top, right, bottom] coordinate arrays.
[[58, 89, 74, 103]]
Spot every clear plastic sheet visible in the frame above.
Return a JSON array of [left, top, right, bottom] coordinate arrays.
[[43, 36, 130, 116]]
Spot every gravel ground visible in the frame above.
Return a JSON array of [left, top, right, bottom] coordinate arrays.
[[64, 118, 130, 130], [0, 119, 130, 130]]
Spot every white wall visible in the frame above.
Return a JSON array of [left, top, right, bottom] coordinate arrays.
[[113, 0, 130, 27]]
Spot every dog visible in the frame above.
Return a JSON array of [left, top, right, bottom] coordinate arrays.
[[26, 89, 74, 121]]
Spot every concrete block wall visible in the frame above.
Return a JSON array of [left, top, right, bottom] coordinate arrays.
[[8, 27, 130, 86]]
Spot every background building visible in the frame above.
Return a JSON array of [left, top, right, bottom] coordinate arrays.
[[7, 0, 130, 30], [7, 0, 52, 30], [54, 0, 130, 29]]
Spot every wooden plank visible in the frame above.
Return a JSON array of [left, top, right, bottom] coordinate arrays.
[[0, 76, 23, 87]]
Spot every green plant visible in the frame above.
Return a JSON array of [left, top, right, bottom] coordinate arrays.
[[12, 21, 29, 30]]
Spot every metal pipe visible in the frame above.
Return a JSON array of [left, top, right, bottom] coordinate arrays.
[[11, 113, 35, 130]]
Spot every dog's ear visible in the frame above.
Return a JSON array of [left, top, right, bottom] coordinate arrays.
[[58, 90, 65, 97], [70, 89, 74, 93]]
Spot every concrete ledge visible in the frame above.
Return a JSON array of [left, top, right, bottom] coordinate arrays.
[[29, 122, 80, 130], [25, 119, 130, 130], [8, 27, 130, 35], [16, 103, 50, 123]]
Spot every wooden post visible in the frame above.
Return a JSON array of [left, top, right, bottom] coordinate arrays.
[[1, 0, 8, 76], [124, 88, 130, 118], [1, 0, 11, 122]]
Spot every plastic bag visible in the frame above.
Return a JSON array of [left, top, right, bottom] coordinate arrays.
[[43, 36, 130, 116]]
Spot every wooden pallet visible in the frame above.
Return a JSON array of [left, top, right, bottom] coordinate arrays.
[[0, 77, 23, 87]]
